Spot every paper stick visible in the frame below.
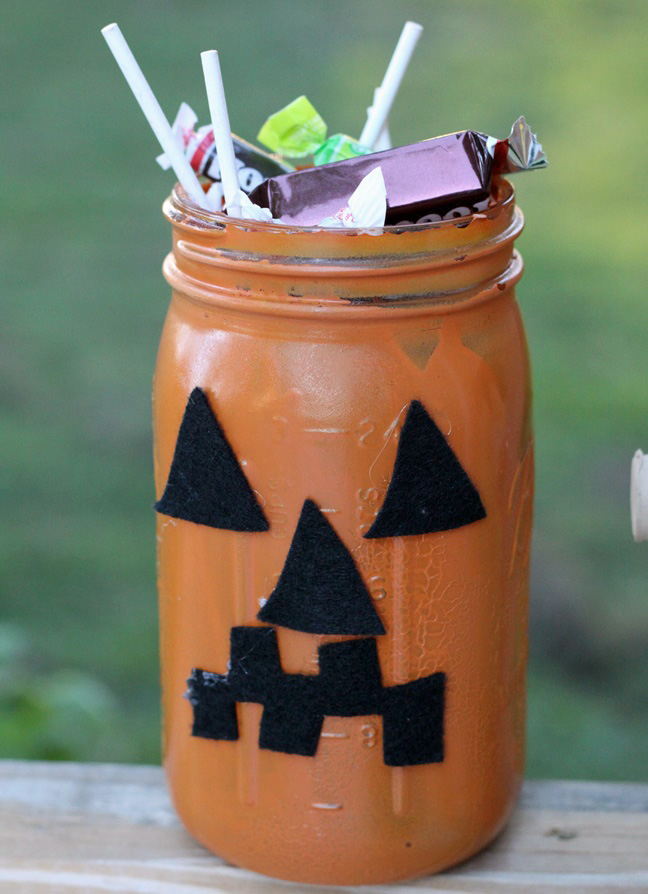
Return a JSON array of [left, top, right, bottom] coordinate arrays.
[[101, 23, 210, 210], [359, 21, 423, 150], [200, 50, 241, 218], [631, 450, 648, 541], [370, 87, 392, 152]]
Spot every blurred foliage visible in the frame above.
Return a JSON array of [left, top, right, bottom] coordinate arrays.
[[0, 623, 119, 760], [1, 0, 647, 778]]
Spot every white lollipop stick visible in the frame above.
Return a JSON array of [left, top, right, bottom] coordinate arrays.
[[370, 87, 392, 152], [631, 450, 648, 541], [101, 23, 209, 210], [359, 21, 423, 150], [201, 50, 241, 218]]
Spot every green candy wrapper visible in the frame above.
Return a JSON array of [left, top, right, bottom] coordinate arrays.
[[257, 95, 370, 165], [314, 134, 371, 165], [257, 95, 326, 159]]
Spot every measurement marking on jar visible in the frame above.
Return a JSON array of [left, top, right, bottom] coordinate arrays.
[[321, 731, 349, 739], [319, 507, 340, 514], [267, 478, 290, 540], [369, 574, 387, 601], [355, 417, 375, 446], [302, 427, 350, 434], [361, 723, 378, 747], [311, 802, 343, 810]]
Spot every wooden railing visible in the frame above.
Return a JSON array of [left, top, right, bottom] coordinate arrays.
[[1, 761, 647, 891]]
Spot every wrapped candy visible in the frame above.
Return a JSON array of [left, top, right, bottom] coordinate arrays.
[[257, 95, 372, 166], [157, 103, 293, 207], [249, 118, 547, 227]]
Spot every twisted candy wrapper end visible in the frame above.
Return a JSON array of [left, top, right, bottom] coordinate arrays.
[[506, 116, 548, 171], [488, 116, 548, 174]]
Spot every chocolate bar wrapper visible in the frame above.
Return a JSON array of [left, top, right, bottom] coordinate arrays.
[[249, 130, 493, 226], [202, 131, 292, 193]]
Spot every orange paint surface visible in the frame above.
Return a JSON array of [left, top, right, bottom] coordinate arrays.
[[153, 181, 532, 884]]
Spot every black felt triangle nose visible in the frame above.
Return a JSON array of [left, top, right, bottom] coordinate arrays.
[[258, 499, 385, 635], [155, 387, 269, 532], [364, 400, 486, 539]]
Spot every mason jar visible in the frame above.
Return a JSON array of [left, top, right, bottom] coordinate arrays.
[[153, 179, 532, 884]]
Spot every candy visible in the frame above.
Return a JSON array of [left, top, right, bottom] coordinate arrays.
[[249, 120, 547, 227], [249, 130, 494, 226], [257, 95, 371, 166], [256, 95, 326, 159], [157, 103, 292, 205], [313, 134, 371, 166]]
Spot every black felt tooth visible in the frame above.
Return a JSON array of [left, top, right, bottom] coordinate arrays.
[[382, 673, 445, 766], [187, 669, 238, 741], [257, 499, 385, 635], [259, 673, 323, 756], [364, 400, 486, 539], [155, 387, 269, 532], [318, 638, 383, 716], [229, 626, 281, 703]]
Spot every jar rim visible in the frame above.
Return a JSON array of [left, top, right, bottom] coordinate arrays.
[[163, 177, 523, 317], [164, 179, 516, 237]]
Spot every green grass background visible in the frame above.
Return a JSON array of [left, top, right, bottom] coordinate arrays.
[[1, 0, 647, 778]]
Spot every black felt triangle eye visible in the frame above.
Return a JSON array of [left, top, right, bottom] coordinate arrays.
[[364, 400, 486, 539], [258, 499, 385, 635], [155, 387, 269, 532]]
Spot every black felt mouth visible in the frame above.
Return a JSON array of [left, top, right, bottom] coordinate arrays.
[[187, 627, 445, 767]]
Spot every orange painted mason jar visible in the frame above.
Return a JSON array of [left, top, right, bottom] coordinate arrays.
[[153, 179, 532, 885]]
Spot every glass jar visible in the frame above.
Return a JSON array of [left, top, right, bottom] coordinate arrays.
[[154, 180, 532, 885]]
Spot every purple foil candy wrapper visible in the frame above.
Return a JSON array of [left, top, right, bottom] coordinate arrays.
[[249, 131, 494, 227]]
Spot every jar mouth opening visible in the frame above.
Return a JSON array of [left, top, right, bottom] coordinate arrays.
[[165, 179, 515, 236]]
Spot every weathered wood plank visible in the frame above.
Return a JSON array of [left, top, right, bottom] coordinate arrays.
[[0, 761, 646, 893]]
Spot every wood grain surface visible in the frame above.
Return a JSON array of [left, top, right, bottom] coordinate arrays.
[[0, 761, 646, 893]]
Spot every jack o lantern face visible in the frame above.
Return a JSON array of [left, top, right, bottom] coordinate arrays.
[[156, 387, 486, 767]]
